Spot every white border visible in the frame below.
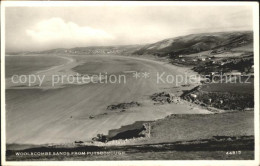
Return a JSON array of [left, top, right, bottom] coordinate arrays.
[[253, 2, 260, 164], [1, 1, 7, 165], [0, 1, 259, 6], [1, 1, 259, 166]]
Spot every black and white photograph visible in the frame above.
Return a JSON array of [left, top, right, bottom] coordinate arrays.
[[1, 1, 259, 165]]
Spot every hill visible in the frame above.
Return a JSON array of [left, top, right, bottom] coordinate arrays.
[[133, 31, 253, 57], [7, 45, 143, 56], [7, 31, 253, 57]]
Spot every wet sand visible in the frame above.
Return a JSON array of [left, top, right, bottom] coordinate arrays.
[[6, 55, 210, 144]]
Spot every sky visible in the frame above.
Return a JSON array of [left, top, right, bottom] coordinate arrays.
[[5, 5, 253, 52]]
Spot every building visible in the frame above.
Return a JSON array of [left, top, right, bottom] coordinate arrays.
[[190, 94, 197, 98], [224, 71, 242, 76]]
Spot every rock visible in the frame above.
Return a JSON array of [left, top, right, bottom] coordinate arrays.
[[75, 141, 84, 144], [151, 92, 183, 104], [107, 101, 141, 111]]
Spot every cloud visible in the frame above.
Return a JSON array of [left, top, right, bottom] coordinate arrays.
[[6, 6, 253, 52], [26, 17, 114, 45]]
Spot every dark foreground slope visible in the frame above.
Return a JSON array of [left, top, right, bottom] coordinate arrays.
[[6, 136, 254, 160], [6, 111, 254, 160]]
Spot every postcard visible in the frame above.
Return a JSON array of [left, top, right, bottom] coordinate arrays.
[[1, 1, 259, 166]]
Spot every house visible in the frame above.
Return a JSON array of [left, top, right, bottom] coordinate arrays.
[[190, 94, 197, 98], [231, 72, 242, 76], [224, 71, 242, 76], [210, 72, 218, 75], [197, 55, 207, 61]]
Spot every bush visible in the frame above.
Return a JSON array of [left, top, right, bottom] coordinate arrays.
[[196, 92, 254, 110]]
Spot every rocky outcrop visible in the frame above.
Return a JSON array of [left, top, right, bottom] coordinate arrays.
[[107, 102, 141, 111], [151, 92, 181, 104]]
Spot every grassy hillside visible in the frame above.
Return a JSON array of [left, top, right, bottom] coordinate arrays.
[[147, 111, 253, 143], [7, 31, 253, 57], [133, 31, 253, 57]]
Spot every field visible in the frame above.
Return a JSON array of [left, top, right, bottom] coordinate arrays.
[[231, 43, 253, 52], [182, 78, 254, 110], [146, 111, 253, 144], [200, 78, 254, 94]]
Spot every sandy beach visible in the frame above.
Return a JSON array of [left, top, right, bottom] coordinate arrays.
[[6, 55, 210, 144]]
